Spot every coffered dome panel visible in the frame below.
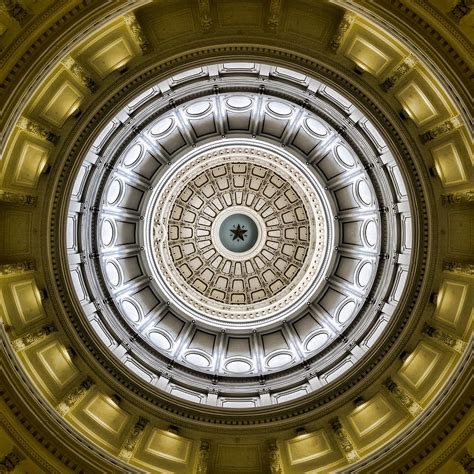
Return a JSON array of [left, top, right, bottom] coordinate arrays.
[[148, 141, 327, 324]]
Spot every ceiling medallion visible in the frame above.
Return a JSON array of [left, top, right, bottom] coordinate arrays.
[[148, 142, 329, 325], [228, 222, 249, 244], [212, 206, 267, 259]]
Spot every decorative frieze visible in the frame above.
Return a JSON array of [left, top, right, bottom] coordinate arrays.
[[0, 191, 37, 206], [197, 0, 213, 32], [62, 56, 97, 93], [384, 377, 422, 416], [330, 11, 356, 51], [0, 261, 35, 276], [17, 116, 58, 144], [267, 0, 282, 31], [381, 55, 417, 91], [0, 0, 30, 25], [118, 417, 149, 461], [12, 324, 56, 351], [423, 324, 466, 353], [329, 417, 359, 463], [0, 447, 24, 472], [450, 0, 474, 23], [441, 191, 474, 205], [196, 440, 210, 474], [268, 440, 282, 474], [421, 116, 462, 142], [124, 12, 150, 53], [456, 448, 474, 472], [442, 260, 474, 276], [56, 378, 93, 415]]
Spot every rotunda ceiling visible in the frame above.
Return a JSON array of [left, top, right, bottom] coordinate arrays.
[[0, 1, 471, 472], [66, 63, 414, 404]]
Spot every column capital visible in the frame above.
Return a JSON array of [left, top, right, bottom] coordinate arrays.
[[330, 11, 356, 51], [56, 378, 94, 415], [381, 55, 417, 91], [450, 1, 474, 23], [17, 116, 58, 144], [0, 261, 35, 276], [442, 260, 474, 275], [124, 12, 150, 52], [384, 377, 422, 416], [197, 0, 213, 32], [62, 56, 97, 93], [441, 191, 474, 205], [423, 324, 466, 353], [267, 0, 282, 31], [0, 1, 31, 25], [196, 439, 211, 474], [329, 416, 360, 463], [268, 440, 283, 474], [12, 324, 56, 351], [119, 417, 149, 461], [422, 116, 463, 142], [0, 447, 25, 472]]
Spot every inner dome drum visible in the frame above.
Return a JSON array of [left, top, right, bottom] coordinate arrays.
[[148, 141, 329, 324], [66, 62, 413, 405]]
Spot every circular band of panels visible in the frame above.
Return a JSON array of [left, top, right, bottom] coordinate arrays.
[[148, 141, 328, 324], [66, 62, 412, 406]]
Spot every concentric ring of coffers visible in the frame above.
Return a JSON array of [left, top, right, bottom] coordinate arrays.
[[148, 141, 326, 324], [67, 62, 413, 406]]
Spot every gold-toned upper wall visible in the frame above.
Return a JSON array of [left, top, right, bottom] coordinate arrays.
[[0, 1, 472, 473]]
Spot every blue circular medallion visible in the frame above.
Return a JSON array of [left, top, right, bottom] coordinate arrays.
[[219, 213, 259, 253]]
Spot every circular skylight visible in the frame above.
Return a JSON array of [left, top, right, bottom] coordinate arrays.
[[217, 212, 260, 254]]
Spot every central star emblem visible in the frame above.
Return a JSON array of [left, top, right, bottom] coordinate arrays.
[[230, 224, 248, 242]]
